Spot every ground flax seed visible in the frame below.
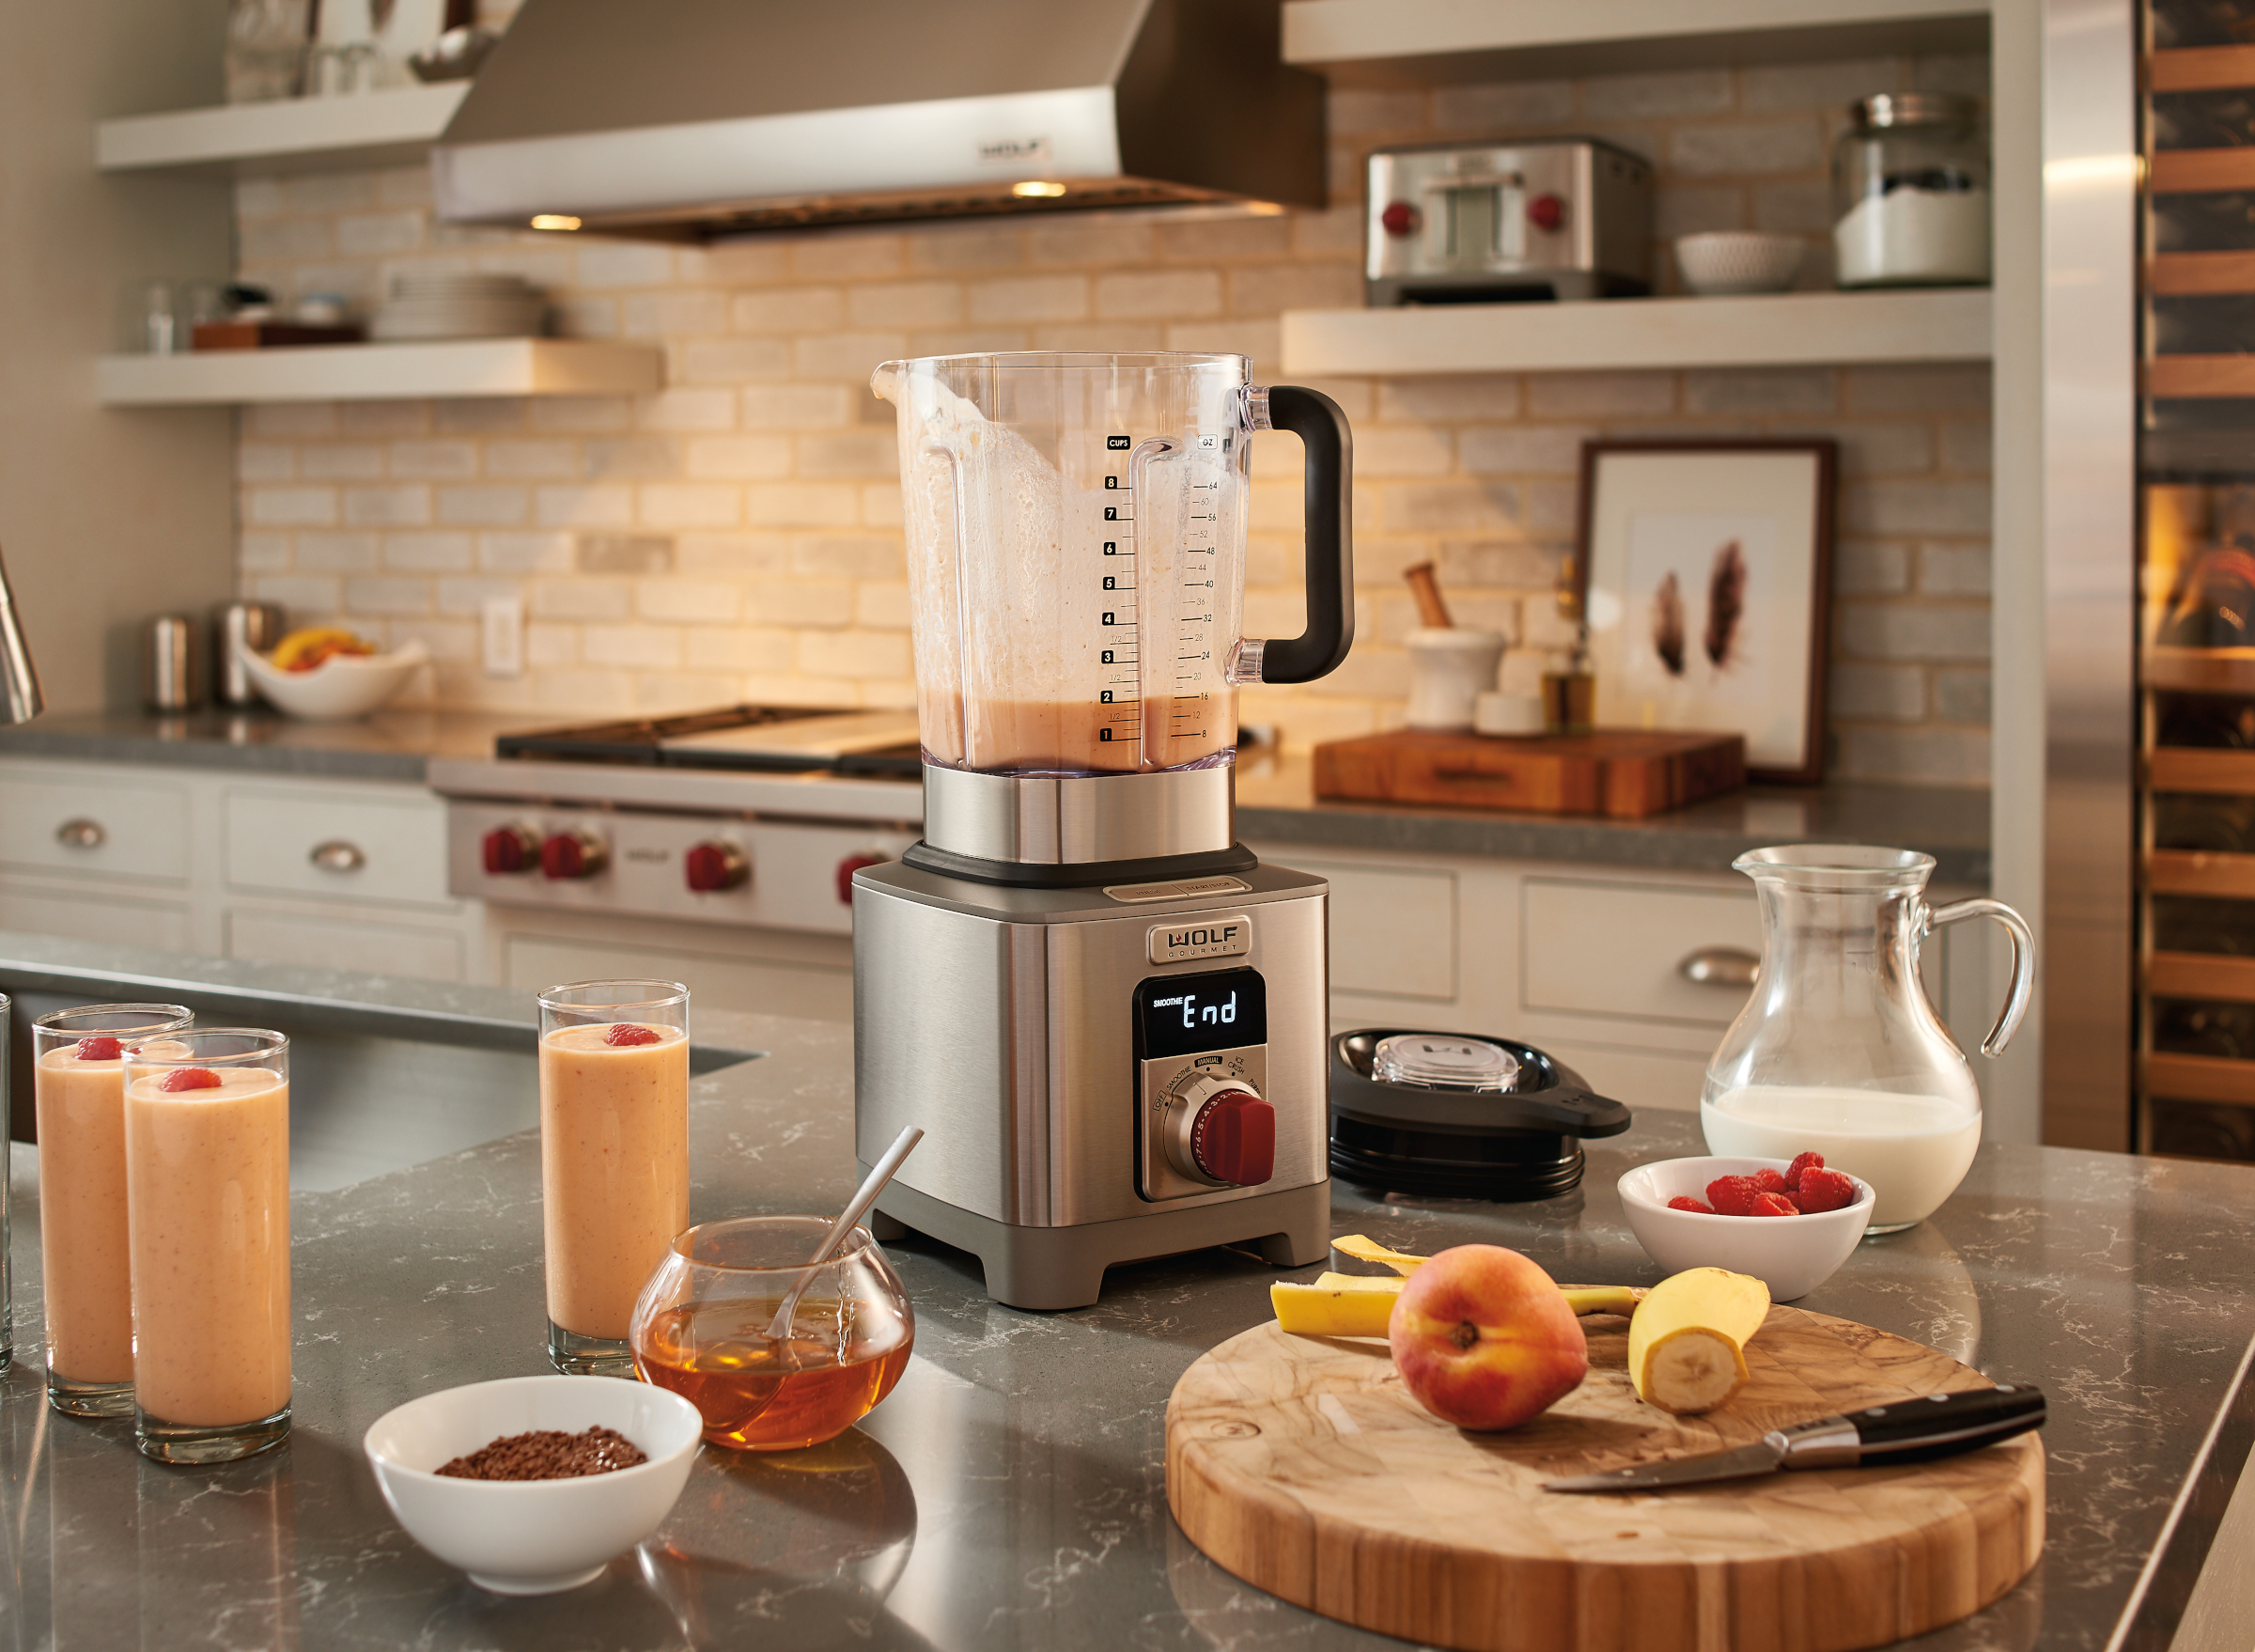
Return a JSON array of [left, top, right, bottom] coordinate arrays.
[[434, 1426, 648, 1480]]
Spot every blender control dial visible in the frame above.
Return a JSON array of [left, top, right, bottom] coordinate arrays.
[[1162, 1070, 1276, 1188]]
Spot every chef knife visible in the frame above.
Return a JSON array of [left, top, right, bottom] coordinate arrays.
[[1543, 1382, 2045, 1493]]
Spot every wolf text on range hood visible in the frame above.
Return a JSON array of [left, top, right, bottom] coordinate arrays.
[[431, 0, 1325, 241]]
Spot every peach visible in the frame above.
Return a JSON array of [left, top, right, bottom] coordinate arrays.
[[1388, 1244, 1588, 1430]]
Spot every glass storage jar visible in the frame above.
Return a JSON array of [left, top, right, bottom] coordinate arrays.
[[1832, 93, 1991, 288]]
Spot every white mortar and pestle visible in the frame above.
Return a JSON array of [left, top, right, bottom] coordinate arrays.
[[1400, 564, 1539, 734]]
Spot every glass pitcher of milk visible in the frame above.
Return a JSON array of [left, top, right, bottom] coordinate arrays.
[[1700, 845, 2033, 1233]]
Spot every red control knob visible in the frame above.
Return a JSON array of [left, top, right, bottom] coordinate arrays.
[[1528, 193, 1566, 232], [1379, 200, 1420, 238], [540, 829, 607, 881], [835, 851, 889, 905], [1190, 1090, 1276, 1186], [481, 823, 538, 875], [684, 839, 749, 893]]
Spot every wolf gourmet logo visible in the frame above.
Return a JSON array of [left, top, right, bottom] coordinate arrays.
[[1148, 914, 1252, 965], [976, 136, 1053, 165]]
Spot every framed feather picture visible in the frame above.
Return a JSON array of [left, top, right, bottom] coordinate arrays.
[[1574, 440, 1837, 784]]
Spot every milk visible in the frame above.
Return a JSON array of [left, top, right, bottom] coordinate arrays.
[[1700, 1085, 1980, 1230]]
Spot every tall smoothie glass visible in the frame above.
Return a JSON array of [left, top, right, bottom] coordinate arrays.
[[537, 980, 691, 1375], [123, 1029, 291, 1464], [33, 1004, 194, 1416], [1, 990, 9, 1377]]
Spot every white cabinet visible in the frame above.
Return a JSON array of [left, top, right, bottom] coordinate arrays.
[[225, 785, 453, 909], [0, 771, 191, 883]]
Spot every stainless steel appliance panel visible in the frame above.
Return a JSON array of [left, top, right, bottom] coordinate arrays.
[[922, 763, 1235, 864]]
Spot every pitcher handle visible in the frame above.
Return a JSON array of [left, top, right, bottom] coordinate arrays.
[[1925, 897, 2036, 1057], [1236, 384, 1354, 684]]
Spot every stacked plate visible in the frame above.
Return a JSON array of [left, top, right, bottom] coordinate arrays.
[[370, 273, 547, 342]]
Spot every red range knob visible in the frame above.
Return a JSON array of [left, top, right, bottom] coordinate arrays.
[[835, 851, 889, 905], [1528, 193, 1566, 232], [1379, 200, 1420, 238], [1190, 1090, 1276, 1187], [540, 829, 607, 881], [684, 839, 749, 893], [481, 823, 539, 874]]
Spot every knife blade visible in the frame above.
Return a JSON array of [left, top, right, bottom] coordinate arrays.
[[1543, 1382, 2045, 1493]]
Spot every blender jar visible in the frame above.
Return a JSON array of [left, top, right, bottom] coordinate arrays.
[[872, 352, 1351, 778]]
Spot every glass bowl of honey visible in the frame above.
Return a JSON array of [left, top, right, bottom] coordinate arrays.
[[630, 1216, 914, 1452]]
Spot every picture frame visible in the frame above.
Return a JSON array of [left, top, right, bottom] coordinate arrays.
[[1574, 439, 1838, 785]]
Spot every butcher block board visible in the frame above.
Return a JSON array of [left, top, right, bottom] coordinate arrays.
[[1166, 1305, 2042, 1652], [1312, 729, 1745, 818]]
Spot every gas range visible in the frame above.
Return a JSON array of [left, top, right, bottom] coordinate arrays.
[[427, 705, 925, 934]]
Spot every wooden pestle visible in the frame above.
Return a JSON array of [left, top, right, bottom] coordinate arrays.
[[1404, 561, 1454, 629]]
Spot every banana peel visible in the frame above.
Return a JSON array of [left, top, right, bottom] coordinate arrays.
[[1625, 1266, 1770, 1414], [1271, 1270, 1644, 1339]]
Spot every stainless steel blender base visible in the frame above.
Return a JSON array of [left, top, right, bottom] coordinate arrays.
[[867, 1173, 1329, 1312]]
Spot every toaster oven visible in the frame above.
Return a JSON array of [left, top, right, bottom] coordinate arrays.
[[1365, 140, 1654, 304]]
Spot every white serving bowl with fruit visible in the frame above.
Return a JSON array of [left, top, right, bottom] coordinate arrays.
[[1618, 1155, 1874, 1302], [238, 627, 427, 721]]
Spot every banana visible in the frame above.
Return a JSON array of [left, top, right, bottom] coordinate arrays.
[[1270, 1272, 1644, 1338], [1625, 1267, 1770, 1414], [271, 626, 373, 672], [1330, 1233, 1428, 1276]]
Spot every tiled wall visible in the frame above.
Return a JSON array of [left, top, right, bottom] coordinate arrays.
[[233, 53, 1992, 785]]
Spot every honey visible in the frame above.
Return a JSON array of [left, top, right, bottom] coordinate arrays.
[[633, 1298, 910, 1452]]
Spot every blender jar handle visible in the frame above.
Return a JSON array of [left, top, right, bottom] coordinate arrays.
[[1925, 897, 2036, 1057], [1238, 383, 1354, 685]]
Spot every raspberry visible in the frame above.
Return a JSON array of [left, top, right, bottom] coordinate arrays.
[[1786, 1150, 1825, 1184], [1748, 1192, 1802, 1217], [158, 1068, 222, 1092], [1795, 1168, 1858, 1213], [73, 1036, 122, 1062], [604, 1022, 663, 1047], [1667, 1196, 1716, 1214], [1751, 1168, 1790, 1195], [1705, 1175, 1762, 1216]]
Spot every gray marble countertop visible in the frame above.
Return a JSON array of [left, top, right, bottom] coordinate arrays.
[[0, 942, 2243, 1651], [0, 708, 525, 782]]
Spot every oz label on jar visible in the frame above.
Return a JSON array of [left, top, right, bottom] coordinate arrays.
[[1149, 913, 1252, 965]]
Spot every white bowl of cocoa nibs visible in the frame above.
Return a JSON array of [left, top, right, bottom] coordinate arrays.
[[364, 1375, 703, 1595]]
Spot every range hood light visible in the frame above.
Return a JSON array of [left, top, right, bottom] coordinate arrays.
[[530, 213, 583, 231], [1244, 201, 1285, 216], [1011, 180, 1068, 199]]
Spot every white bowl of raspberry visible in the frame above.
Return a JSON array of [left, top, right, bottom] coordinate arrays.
[[1616, 1155, 1874, 1302]]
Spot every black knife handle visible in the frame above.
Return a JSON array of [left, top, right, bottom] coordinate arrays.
[[1850, 1383, 2046, 1463]]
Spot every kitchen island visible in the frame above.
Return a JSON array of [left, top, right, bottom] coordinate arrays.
[[0, 935, 2242, 1651]]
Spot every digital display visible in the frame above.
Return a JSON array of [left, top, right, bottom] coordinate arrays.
[[1136, 969, 1267, 1059]]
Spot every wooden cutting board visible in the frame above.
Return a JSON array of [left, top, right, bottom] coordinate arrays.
[[1312, 729, 1745, 818], [1166, 1305, 2042, 1652]]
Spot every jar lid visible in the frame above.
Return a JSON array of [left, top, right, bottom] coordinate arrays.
[[1850, 92, 1980, 131], [1370, 1034, 1520, 1092]]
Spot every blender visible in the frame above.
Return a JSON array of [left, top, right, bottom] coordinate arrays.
[[855, 351, 1353, 1309]]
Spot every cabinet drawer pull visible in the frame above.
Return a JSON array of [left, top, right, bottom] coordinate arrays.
[[54, 818, 106, 850], [310, 839, 366, 874], [1679, 946, 1759, 988]]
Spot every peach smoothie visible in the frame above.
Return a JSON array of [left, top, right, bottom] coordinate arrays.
[[36, 1045, 141, 1384], [125, 1066, 292, 1426], [539, 1022, 691, 1340]]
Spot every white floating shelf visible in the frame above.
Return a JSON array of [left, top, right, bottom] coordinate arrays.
[[97, 339, 664, 405], [1280, 288, 1992, 378], [1283, 0, 1990, 83], [96, 83, 468, 175]]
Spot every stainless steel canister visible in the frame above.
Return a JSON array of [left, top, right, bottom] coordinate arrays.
[[212, 600, 286, 707], [142, 616, 203, 711]]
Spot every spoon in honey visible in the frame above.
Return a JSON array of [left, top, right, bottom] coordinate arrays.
[[765, 1124, 924, 1342]]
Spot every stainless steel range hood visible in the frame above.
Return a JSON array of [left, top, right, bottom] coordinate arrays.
[[432, 0, 1325, 241]]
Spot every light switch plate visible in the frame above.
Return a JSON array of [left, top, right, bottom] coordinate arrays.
[[481, 596, 523, 678]]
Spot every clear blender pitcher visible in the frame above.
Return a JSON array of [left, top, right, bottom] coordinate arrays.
[[870, 352, 1351, 779], [1699, 845, 2034, 1233]]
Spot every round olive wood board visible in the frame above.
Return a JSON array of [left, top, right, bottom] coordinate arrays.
[[1165, 1304, 2042, 1652]]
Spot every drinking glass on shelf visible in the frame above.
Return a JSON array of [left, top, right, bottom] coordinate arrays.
[[123, 1030, 292, 1464], [537, 980, 691, 1376], [630, 1216, 914, 1452], [33, 1005, 195, 1418]]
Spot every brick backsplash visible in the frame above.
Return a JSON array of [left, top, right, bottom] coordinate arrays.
[[234, 53, 1992, 787]]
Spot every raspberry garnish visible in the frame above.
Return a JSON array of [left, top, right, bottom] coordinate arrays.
[[158, 1068, 223, 1092], [1705, 1175, 1762, 1216], [74, 1036, 122, 1061], [604, 1022, 663, 1047], [1751, 1167, 1790, 1195], [1667, 1195, 1716, 1214], [1747, 1192, 1802, 1217], [1786, 1150, 1826, 1184], [1795, 1167, 1858, 1213]]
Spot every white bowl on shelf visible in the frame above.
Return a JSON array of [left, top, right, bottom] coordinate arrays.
[[1617, 1155, 1874, 1301], [364, 1375, 703, 1596], [1674, 232, 1807, 296], [237, 638, 428, 721]]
